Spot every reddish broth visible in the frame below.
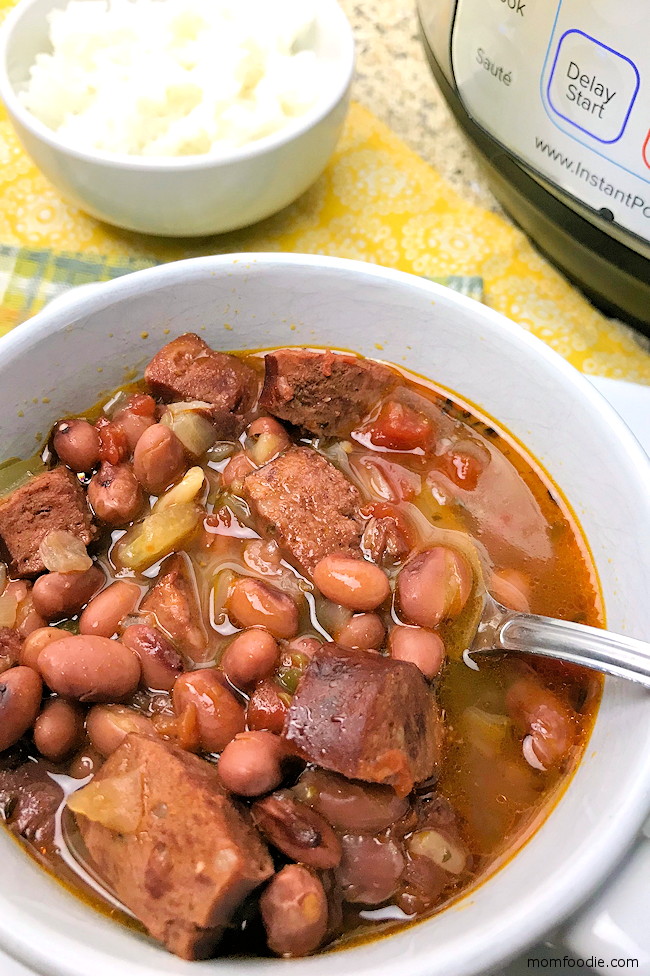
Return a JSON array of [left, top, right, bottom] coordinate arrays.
[[0, 341, 601, 959]]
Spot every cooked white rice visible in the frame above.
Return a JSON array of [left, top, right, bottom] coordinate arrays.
[[19, 0, 324, 156]]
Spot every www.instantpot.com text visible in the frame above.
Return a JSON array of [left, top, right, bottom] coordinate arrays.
[[534, 136, 650, 220], [527, 956, 639, 969]]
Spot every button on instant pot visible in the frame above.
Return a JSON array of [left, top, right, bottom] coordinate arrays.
[[546, 29, 639, 144]]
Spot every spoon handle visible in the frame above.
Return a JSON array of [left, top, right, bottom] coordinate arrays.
[[498, 613, 650, 688]]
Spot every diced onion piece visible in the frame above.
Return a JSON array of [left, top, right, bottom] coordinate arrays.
[[39, 530, 93, 573], [522, 734, 547, 771], [101, 390, 129, 419], [206, 442, 237, 464], [160, 402, 217, 458], [461, 706, 511, 759], [212, 569, 236, 630], [113, 503, 201, 572], [67, 769, 143, 833], [153, 466, 205, 514], [408, 830, 467, 875], [0, 592, 17, 628]]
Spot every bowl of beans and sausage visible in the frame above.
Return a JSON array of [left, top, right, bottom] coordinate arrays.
[[0, 254, 649, 976]]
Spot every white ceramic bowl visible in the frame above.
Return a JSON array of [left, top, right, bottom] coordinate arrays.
[[1, 254, 650, 976], [0, 0, 354, 236]]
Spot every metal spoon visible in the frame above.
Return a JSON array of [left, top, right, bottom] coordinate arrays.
[[465, 592, 650, 688]]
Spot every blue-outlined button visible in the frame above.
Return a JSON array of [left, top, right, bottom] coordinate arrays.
[[546, 29, 639, 144]]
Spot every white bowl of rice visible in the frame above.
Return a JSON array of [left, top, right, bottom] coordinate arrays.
[[0, 0, 354, 236]]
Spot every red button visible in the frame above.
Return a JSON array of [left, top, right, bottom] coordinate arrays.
[[643, 130, 650, 169]]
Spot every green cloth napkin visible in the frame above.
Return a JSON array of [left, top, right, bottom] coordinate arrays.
[[0, 245, 484, 332]]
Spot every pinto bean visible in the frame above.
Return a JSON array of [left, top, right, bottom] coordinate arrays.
[[490, 568, 531, 613], [221, 452, 256, 490], [252, 790, 342, 869], [218, 730, 284, 796], [506, 674, 576, 769], [122, 623, 183, 692], [0, 666, 43, 751], [334, 612, 385, 650], [295, 768, 409, 834], [79, 581, 141, 638], [53, 419, 100, 473], [20, 627, 67, 671], [388, 626, 445, 679], [247, 417, 291, 465], [173, 669, 245, 753], [336, 834, 405, 904], [33, 698, 84, 761], [133, 424, 185, 495], [313, 555, 390, 612], [32, 565, 105, 622], [260, 864, 328, 958], [396, 547, 472, 629], [88, 462, 144, 526], [68, 745, 103, 779], [246, 678, 289, 734], [38, 635, 141, 702], [228, 578, 299, 640], [86, 704, 155, 757], [221, 628, 279, 688], [113, 394, 157, 451]]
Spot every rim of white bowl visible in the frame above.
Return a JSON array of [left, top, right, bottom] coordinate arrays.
[[0, 253, 650, 976], [0, 0, 355, 170]]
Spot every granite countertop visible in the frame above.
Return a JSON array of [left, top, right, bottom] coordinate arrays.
[[339, 0, 505, 215]]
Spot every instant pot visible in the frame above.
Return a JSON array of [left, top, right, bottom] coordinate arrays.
[[417, 0, 650, 329]]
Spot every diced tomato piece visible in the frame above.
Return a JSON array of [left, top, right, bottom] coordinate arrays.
[[125, 393, 157, 417], [246, 678, 289, 735], [95, 417, 129, 464], [361, 501, 414, 546], [437, 442, 488, 491], [367, 402, 432, 452]]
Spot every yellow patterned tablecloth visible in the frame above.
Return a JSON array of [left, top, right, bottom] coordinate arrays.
[[0, 0, 648, 383]]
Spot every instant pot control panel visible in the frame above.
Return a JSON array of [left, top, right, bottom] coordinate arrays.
[[450, 0, 650, 245]]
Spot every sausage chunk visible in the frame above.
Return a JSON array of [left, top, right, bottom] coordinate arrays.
[[144, 333, 258, 439], [141, 553, 209, 664], [243, 447, 362, 577], [260, 349, 397, 437], [69, 734, 274, 960], [283, 645, 443, 796], [0, 467, 95, 578]]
